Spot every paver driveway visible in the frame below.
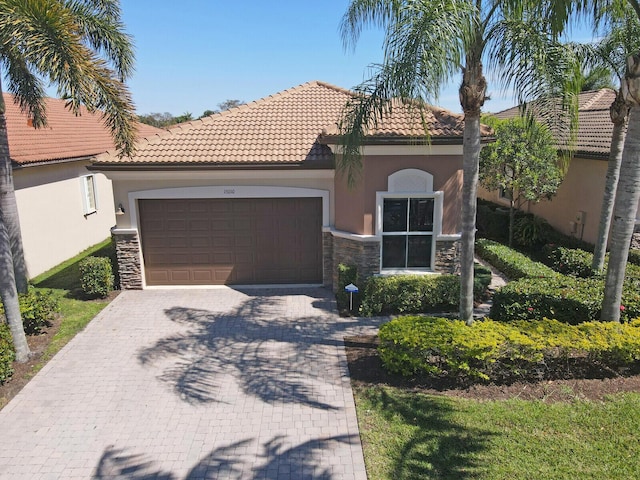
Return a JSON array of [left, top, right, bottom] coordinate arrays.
[[0, 287, 383, 479]]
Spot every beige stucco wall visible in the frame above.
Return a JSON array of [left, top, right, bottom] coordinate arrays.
[[334, 154, 463, 235], [13, 160, 116, 277], [478, 155, 609, 245], [102, 170, 336, 231]]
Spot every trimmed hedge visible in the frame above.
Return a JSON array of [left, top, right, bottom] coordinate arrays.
[[630, 249, 640, 267], [79, 256, 114, 298], [476, 238, 558, 280], [491, 276, 640, 324], [378, 316, 640, 383], [0, 323, 15, 385], [359, 265, 492, 316], [542, 244, 596, 278]]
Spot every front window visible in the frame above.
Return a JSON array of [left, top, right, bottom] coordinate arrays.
[[381, 197, 435, 269], [81, 175, 97, 215]]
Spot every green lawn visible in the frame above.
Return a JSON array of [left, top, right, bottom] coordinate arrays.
[[16, 240, 114, 382], [354, 385, 640, 480]]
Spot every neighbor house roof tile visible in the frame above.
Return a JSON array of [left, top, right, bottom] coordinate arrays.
[[4, 93, 164, 166], [95, 80, 486, 167], [494, 89, 616, 158]]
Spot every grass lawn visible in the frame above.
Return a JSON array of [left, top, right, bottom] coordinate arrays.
[[354, 385, 640, 479], [0, 239, 115, 409]]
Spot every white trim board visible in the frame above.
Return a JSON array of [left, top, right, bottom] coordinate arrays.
[[127, 185, 331, 231]]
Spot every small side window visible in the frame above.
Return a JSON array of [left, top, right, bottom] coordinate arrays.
[[81, 175, 97, 215]]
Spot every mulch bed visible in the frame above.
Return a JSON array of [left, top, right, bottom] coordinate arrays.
[[0, 315, 63, 408], [345, 335, 640, 402]]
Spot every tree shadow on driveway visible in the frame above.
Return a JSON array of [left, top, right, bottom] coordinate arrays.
[[92, 434, 359, 479], [137, 288, 383, 408]]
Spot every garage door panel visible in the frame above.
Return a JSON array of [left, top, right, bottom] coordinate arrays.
[[192, 270, 213, 282], [139, 198, 322, 286]]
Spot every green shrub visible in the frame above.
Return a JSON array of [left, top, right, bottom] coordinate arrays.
[[476, 199, 595, 252], [361, 274, 459, 316], [378, 316, 640, 383], [0, 288, 60, 335], [359, 265, 492, 317], [79, 256, 114, 298], [19, 289, 59, 335], [491, 276, 640, 324], [513, 214, 550, 247], [0, 323, 15, 385], [336, 264, 360, 313], [476, 202, 510, 242], [474, 264, 493, 297], [542, 244, 596, 278], [476, 238, 558, 280], [629, 249, 640, 267]]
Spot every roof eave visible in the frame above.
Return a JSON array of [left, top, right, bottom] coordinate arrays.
[[12, 154, 97, 169], [319, 134, 493, 146], [89, 160, 335, 172]]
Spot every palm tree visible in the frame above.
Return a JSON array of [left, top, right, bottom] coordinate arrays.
[[561, 0, 640, 320], [580, 6, 640, 272], [0, 0, 137, 361], [339, 0, 578, 324]]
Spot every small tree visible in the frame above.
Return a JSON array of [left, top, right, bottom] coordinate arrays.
[[480, 118, 563, 246]]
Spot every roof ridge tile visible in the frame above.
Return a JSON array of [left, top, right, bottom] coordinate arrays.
[[580, 88, 615, 111]]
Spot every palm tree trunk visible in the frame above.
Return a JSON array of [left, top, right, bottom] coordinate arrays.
[[0, 215, 30, 362], [458, 58, 486, 325], [592, 91, 628, 272], [0, 86, 29, 293], [601, 104, 640, 321]]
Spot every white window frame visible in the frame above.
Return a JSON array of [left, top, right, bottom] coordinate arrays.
[[376, 191, 444, 273], [81, 174, 98, 215]]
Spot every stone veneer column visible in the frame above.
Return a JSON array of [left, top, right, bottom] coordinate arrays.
[[434, 239, 461, 274], [331, 234, 381, 291], [112, 231, 143, 290], [322, 232, 334, 287]]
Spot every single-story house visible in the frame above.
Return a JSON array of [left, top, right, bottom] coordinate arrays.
[[479, 88, 640, 246], [92, 81, 491, 289], [5, 94, 163, 277]]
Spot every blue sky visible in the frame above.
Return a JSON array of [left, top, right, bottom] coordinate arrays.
[[119, 1, 593, 117]]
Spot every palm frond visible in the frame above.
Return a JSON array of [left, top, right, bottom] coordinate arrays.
[[0, 0, 136, 156], [338, 0, 471, 187], [340, 0, 401, 50], [0, 46, 47, 127], [65, 0, 135, 79]]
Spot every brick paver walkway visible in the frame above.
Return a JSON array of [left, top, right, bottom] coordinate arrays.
[[0, 288, 384, 479]]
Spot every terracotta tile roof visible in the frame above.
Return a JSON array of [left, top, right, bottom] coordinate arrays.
[[494, 89, 617, 158], [4, 93, 164, 166], [95, 81, 483, 167]]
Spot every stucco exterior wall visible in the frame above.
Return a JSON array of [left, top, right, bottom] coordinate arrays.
[[334, 154, 463, 235], [478, 156, 608, 245], [13, 160, 115, 277]]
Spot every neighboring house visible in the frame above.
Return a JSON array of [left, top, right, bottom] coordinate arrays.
[[480, 88, 640, 245], [92, 81, 491, 290], [5, 94, 163, 277]]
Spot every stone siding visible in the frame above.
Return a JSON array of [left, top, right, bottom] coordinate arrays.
[[322, 232, 333, 287], [434, 239, 460, 274], [332, 235, 381, 291], [632, 224, 640, 250], [113, 232, 143, 290]]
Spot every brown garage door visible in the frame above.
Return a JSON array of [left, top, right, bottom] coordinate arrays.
[[139, 198, 323, 285]]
